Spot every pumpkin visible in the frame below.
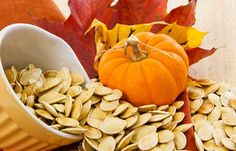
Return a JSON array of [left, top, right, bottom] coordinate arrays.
[[98, 32, 189, 106]]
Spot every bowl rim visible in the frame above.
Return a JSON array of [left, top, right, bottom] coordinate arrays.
[[0, 23, 85, 140]]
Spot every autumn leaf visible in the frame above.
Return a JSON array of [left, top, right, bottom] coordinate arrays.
[[186, 47, 217, 65], [0, 0, 65, 29], [165, 0, 197, 26], [158, 23, 207, 49], [178, 91, 197, 151]]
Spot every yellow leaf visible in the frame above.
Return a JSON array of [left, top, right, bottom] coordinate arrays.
[[158, 23, 207, 49]]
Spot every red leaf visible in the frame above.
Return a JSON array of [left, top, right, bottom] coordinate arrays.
[[178, 91, 197, 151], [165, 0, 196, 26], [111, 0, 167, 25], [186, 47, 217, 65]]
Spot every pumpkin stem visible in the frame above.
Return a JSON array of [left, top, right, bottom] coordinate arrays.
[[125, 35, 147, 62]]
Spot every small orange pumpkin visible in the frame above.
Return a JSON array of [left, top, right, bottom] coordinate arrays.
[[98, 32, 189, 106]]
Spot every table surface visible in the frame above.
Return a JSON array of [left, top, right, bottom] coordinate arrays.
[[54, 0, 236, 86]]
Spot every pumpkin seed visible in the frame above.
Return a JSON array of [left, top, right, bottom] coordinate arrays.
[[5, 68, 16, 83], [174, 131, 187, 150], [66, 86, 82, 97], [100, 117, 127, 134], [71, 99, 82, 120], [90, 95, 101, 105], [131, 125, 156, 143], [41, 101, 59, 117], [65, 96, 73, 117], [203, 139, 217, 151], [56, 67, 71, 94], [159, 141, 175, 151], [138, 104, 157, 112], [103, 89, 122, 101], [76, 88, 95, 104], [221, 91, 235, 106], [61, 127, 87, 135], [125, 115, 138, 129], [39, 92, 66, 104], [79, 100, 92, 120], [197, 78, 216, 86], [167, 106, 176, 115], [221, 137, 236, 150], [84, 137, 99, 150], [198, 103, 214, 114], [120, 143, 138, 151], [173, 112, 185, 123], [230, 99, 236, 110], [157, 104, 169, 111], [171, 100, 184, 110], [20, 68, 42, 85], [113, 103, 129, 116], [95, 86, 113, 96], [138, 132, 158, 151], [208, 107, 221, 123], [217, 82, 231, 95], [223, 116, 236, 126], [204, 84, 220, 96], [194, 132, 204, 151], [190, 98, 203, 114], [116, 131, 134, 150], [26, 95, 35, 107], [120, 107, 138, 119], [98, 136, 116, 151], [131, 113, 152, 128], [53, 104, 65, 113], [188, 86, 205, 99], [149, 114, 169, 122], [14, 81, 23, 93], [71, 73, 84, 86], [38, 77, 61, 93], [158, 130, 174, 143], [208, 93, 221, 107], [36, 109, 54, 120], [213, 128, 227, 146], [173, 123, 193, 132], [56, 117, 80, 127], [84, 125, 102, 139], [100, 99, 119, 112], [149, 122, 163, 129], [87, 117, 103, 129], [197, 125, 214, 141], [82, 139, 94, 151], [44, 70, 58, 78]]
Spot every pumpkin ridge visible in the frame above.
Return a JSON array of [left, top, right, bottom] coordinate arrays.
[[145, 57, 179, 97], [142, 58, 178, 105], [139, 61, 153, 105], [153, 41, 188, 67], [149, 50, 187, 91]]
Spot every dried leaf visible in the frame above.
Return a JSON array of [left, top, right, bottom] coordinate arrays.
[[186, 47, 217, 65], [165, 0, 196, 26], [158, 23, 207, 49]]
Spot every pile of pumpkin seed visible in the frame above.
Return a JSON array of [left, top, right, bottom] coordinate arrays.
[[188, 79, 236, 151], [5, 64, 193, 151]]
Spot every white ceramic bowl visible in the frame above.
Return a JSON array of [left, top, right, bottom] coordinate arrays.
[[0, 24, 90, 150]]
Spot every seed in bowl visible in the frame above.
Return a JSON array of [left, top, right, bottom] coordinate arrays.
[[5, 64, 193, 150]]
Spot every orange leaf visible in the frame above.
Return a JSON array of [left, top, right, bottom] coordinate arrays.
[[0, 0, 65, 29]]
